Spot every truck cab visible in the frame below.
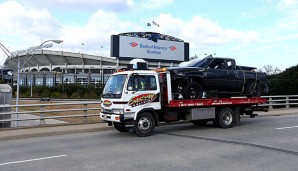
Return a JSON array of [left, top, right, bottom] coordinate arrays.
[[100, 68, 162, 136]]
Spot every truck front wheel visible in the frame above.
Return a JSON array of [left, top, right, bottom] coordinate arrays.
[[133, 112, 155, 137], [114, 123, 128, 132], [215, 108, 234, 128], [182, 82, 203, 99]]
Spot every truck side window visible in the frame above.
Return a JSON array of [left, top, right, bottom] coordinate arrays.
[[127, 75, 138, 91], [209, 59, 225, 69], [148, 76, 157, 90], [127, 75, 157, 91], [139, 76, 146, 91], [227, 60, 234, 70]]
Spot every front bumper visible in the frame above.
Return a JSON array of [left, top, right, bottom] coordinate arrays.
[[100, 112, 121, 123]]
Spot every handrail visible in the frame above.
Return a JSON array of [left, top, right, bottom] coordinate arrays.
[[0, 101, 102, 128], [0, 96, 297, 128], [260, 95, 298, 109]]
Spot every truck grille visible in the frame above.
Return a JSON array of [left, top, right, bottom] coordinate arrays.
[[102, 109, 113, 114]]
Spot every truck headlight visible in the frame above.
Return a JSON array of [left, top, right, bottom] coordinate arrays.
[[112, 109, 124, 114]]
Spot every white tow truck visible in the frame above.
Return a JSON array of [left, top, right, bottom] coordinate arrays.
[[100, 60, 267, 136]]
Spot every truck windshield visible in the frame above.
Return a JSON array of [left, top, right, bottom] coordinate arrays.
[[102, 74, 127, 98], [186, 58, 209, 68]]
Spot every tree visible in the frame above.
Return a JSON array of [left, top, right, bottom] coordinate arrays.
[[259, 65, 281, 75], [267, 65, 298, 95]]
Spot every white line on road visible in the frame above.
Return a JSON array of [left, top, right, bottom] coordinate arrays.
[[0, 155, 67, 166], [276, 126, 298, 130]]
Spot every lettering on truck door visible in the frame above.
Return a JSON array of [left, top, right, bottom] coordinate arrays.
[[126, 74, 160, 110]]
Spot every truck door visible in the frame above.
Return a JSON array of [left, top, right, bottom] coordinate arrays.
[[125, 74, 161, 111], [203, 59, 238, 91], [225, 59, 238, 90], [203, 59, 228, 89]]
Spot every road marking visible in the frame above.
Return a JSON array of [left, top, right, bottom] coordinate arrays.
[[276, 126, 298, 130], [0, 155, 67, 166]]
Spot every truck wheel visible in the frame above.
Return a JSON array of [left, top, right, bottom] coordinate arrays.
[[182, 82, 203, 99], [191, 120, 208, 126], [133, 112, 155, 137], [215, 108, 234, 128], [114, 123, 128, 132], [245, 82, 261, 97]]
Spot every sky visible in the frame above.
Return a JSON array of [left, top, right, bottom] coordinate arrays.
[[0, 0, 297, 71]]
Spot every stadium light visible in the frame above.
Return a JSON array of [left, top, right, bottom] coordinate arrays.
[[15, 39, 63, 127]]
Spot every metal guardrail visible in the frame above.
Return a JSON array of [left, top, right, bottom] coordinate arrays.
[[0, 95, 297, 128], [0, 101, 101, 128], [261, 95, 298, 109]]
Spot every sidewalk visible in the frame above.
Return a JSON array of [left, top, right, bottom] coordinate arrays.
[[257, 108, 298, 116], [0, 108, 297, 141], [0, 123, 113, 141]]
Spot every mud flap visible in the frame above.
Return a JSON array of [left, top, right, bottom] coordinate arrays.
[[233, 106, 240, 126]]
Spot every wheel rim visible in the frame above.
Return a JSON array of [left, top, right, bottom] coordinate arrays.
[[222, 111, 232, 125], [137, 117, 151, 133], [190, 86, 199, 98]]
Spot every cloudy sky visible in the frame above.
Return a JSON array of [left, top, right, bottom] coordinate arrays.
[[0, 0, 297, 70]]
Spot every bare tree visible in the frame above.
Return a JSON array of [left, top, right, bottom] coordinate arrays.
[[259, 65, 281, 75]]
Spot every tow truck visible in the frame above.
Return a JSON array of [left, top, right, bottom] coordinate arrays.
[[100, 60, 267, 137]]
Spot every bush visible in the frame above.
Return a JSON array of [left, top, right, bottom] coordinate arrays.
[[13, 84, 103, 99]]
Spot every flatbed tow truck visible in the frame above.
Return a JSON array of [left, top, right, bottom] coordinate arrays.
[[100, 61, 267, 137]]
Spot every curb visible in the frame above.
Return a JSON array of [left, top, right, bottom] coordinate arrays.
[[0, 124, 113, 141]]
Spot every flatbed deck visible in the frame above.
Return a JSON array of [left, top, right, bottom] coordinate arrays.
[[167, 97, 268, 108]]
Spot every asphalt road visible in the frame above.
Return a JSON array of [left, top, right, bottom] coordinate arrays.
[[0, 114, 298, 171]]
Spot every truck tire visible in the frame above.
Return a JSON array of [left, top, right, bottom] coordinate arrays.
[[215, 108, 234, 128], [114, 123, 128, 132], [182, 82, 203, 99], [191, 120, 208, 126], [133, 112, 155, 137], [245, 82, 261, 97]]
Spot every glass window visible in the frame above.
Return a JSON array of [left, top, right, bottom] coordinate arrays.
[[102, 74, 127, 98], [127, 75, 157, 91], [46, 77, 54, 87]]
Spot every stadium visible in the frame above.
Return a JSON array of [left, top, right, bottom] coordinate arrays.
[[3, 32, 189, 87]]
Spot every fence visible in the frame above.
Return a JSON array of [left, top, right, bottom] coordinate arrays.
[[0, 101, 101, 128], [261, 95, 298, 109], [0, 95, 297, 128]]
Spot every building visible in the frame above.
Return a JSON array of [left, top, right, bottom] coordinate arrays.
[[3, 50, 181, 87], [3, 32, 188, 87]]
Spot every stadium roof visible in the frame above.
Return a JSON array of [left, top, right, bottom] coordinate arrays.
[[4, 49, 179, 72]]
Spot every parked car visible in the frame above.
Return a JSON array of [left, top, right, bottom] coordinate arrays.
[[39, 97, 51, 101]]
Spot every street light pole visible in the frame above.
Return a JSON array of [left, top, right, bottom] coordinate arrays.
[[16, 58, 20, 125], [15, 39, 63, 127]]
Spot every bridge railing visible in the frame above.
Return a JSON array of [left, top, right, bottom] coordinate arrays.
[[0, 101, 101, 128], [261, 95, 298, 109], [0, 95, 297, 128]]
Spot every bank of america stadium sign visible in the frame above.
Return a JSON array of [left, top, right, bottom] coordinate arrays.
[[111, 33, 189, 62], [129, 42, 177, 55]]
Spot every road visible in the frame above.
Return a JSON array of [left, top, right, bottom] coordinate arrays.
[[0, 114, 298, 171]]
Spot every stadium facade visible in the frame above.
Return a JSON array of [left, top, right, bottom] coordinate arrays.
[[3, 32, 189, 87]]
